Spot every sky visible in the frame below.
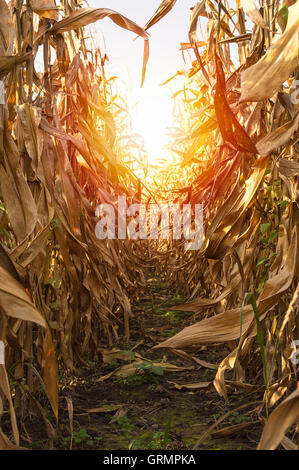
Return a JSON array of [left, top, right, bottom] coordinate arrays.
[[88, 0, 200, 164]]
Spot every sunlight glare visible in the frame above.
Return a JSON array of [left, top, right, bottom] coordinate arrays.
[[131, 87, 173, 167]]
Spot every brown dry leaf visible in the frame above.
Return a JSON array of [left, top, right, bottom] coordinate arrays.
[[76, 404, 123, 414], [0, 53, 32, 79], [0, 162, 38, 242], [96, 360, 193, 382], [278, 158, 299, 178], [27, 392, 56, 445], [281, 435, 298, 450], [0, 267, 46, 327], [0, 244, 22, 280], [0, 266, 58, 420], [213, 348, 241, 401], [257, 389, 299, 450], [18, 227, 50, 268], [16, 104, 44, 175], [170, 278, 239, 312], [155, 222, 298, 353], [65, 397, 73, 450], [0, 430, 27, 450], [240, 1, 299, 102], [240, 0, 269, 30], [226, 380, 263, 391], [0, 365, 19, 446], [153, 305, 254, 351], [256, 112, 299, 155], [254, 225, 298, 320], [0, 0, 13, 55], [214, 53, 257, 153], [50, 7, 149, 87], [51, 7, 148, 38], [143, 0, 177, 31], [0, 124, 38, 242], [193, 401, 262, 449], [100, 348, 146, 364], [31, 0, 59, 20], [211, 420, 260, 438], [194, 359, 218, 370], [189, 1, 210, 87], [43, 328, 58, 422], [168, 381, 212, 390], [110, 406, 127, 423], [205, 169, 263, 258]]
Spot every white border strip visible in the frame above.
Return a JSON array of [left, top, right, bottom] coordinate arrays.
[[0, 80, 4, 105], [0, 340, 4, 365]]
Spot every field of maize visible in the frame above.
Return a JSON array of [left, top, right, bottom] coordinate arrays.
[[0, 0, 298, 451]]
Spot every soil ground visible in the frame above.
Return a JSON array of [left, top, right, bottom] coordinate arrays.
[[6, 273, 264, 450]]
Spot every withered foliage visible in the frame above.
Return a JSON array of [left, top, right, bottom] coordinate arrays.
[[146, 0, 299, 450], [0, 0, 298, 451], [0, 0, 148, 447]]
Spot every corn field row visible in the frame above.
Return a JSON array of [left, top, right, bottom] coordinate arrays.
[[0, 0, 298, 451]]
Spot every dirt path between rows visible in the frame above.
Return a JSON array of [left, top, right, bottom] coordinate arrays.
[[15, 273, 263, 450]]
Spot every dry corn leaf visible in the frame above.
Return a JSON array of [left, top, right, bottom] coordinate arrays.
[[51, 7, 147, 38], [50, 7, 149, 86], [214, 53, 257, 153], [240, 1, 299, 102], [0, 430, 27, 450], [194, 359, 218, 370], [256, 112, 299, 155], [153, 305, 254, 351], [189, 1, 210, 87], [211, 420, 259, 438], [100, 348, 146, 364], [0, 53, 32, 79], [0, 365, 19, 446], [0, 124, 38, 242], [281, 435, 298, 451], [170, 279, 239, 311], [0, 266, 58, 420], [0, 0, 13, 55], [278, 158, 299, 178], [96, 360, 193, 382], [31, 0, 59, 20], [240, 0, 269, 30], [168, 381, 212, 390], [76, 404, 123, 414], [0, 267, 46, 327], [155, 222, 298, 352], [258, 389, 299, 450], [143, 0, 177, 31], [42, 328, 58, 422], [16, 104, 43, 175]]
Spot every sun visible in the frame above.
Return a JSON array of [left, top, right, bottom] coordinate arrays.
[[130, 86, 173, 167]]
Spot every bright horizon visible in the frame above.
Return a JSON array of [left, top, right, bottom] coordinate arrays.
[[88, 0, 201, 165]]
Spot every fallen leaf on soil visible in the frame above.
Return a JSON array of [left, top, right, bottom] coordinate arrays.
[[99, 348, 144, 364], [281, 435, 298, 451], [110, 406, 127, 423], [76, 404, 123, 414], [225, 380, 264, 391], [194, 359, 218, 370], [211, 420, 260, 438], [168, 381, 213, 391], [96, 360, 193, 382], [0, 430, 27, 450]]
